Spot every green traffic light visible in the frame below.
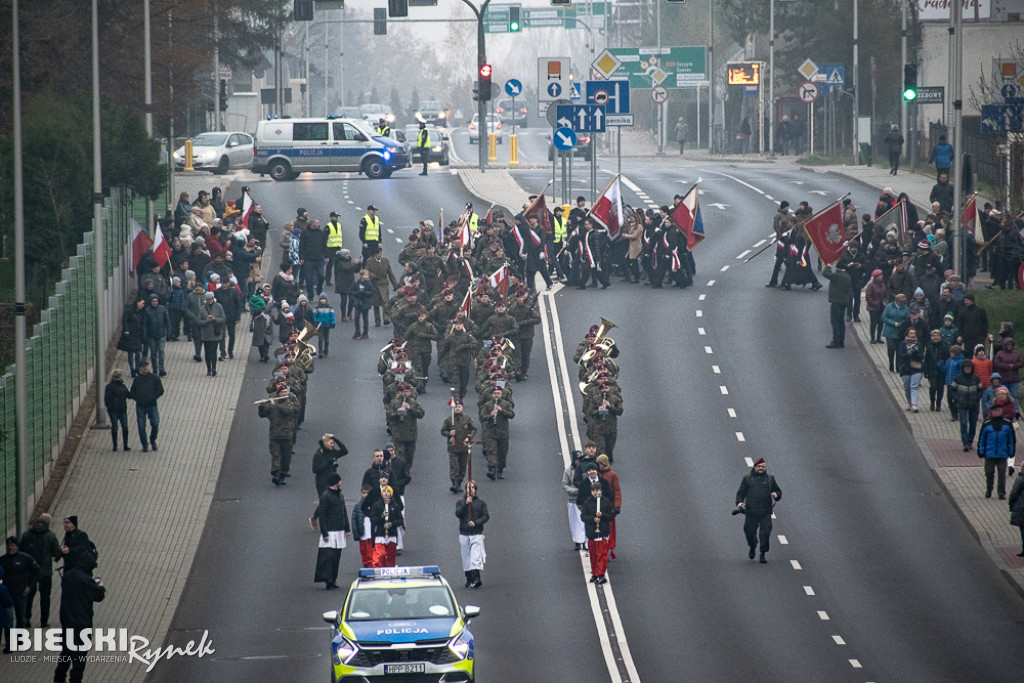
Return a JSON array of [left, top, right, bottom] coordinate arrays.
[[510, 21, 520, 31], [903, 88, 917, 101]]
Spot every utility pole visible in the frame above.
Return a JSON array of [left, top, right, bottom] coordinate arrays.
[[459, 0, 492, 172], [769, 0, 775, 158], [91, 0, 107, 432], [144, 0, 154, 233], [852, 0, 859, 164], [12, 0, 29, 534], [951, 0, 964, 280], [708, 0, 714, 154]]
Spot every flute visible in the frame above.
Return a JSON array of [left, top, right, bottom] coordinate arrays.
[[254, 394, 290, 405]]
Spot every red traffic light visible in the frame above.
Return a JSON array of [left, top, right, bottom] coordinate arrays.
[[480, 64, 492, 78]]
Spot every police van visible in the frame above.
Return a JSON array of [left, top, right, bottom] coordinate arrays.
[[252, 116, 410, 181]]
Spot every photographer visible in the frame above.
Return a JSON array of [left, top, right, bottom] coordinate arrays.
[[734, 457, 782, 564], [311, 433, 349, 501]]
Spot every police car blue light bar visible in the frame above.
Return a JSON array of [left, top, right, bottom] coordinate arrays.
[[357, 565, 441, 578]]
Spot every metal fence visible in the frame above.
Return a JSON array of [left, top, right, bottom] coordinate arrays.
[[1, 187, 149, 537]]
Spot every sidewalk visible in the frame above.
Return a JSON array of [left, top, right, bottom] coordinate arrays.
[[0, 174, 248, 682]]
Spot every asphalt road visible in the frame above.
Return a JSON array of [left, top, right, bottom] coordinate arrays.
[[149, 158, 1024, 683]]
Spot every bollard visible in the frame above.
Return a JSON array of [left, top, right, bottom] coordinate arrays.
[[184, 139, 194, 172], [509, 134, 519, 167], [488, 133, 497, 162]]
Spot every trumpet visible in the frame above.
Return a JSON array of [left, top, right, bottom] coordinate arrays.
[[580, 317, 617, 364]]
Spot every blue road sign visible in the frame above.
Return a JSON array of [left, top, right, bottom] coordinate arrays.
[[819, 62, 844, 94], [981, 103, 1024, 134], [555, 104, 606, 133], [586, 79, 630, 115], [505, 78, 523, 97], [546, 82, 563, 98], [1002, 84, 1019, 101], [569, 82, 581, 100], [553, 126, 577, 150]]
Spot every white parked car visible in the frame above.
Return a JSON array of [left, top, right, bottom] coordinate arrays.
[[468, 114, 503, 144], [172, 132, 254, 174]]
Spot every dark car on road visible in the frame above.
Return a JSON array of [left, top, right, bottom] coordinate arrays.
[[416, 100, 451, 127], [495, 99, 528, 128], [403, 124, 450, 165]]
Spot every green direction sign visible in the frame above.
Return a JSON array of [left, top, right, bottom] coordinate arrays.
[[606, 47, 707, 89], [485, 3, 607, 33]]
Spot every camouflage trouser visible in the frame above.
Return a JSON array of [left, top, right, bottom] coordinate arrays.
[[270, 437, 292, 476], [484, 436, 508, 468], [394, 440, 417, 472], [448, 449, 468, 481]]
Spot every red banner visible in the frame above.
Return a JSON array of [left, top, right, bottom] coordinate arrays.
[[803, 202, 847, 266]]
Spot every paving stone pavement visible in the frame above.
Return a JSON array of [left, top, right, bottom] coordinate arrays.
[[0, 174, 251, 682]]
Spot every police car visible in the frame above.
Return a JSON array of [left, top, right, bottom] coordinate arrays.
[[252, 116, 410, 181], [322, 565, 480, 682]]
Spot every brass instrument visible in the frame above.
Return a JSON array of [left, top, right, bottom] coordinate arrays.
[[295, 322, 319, 365], [580, 317, 617, 364]]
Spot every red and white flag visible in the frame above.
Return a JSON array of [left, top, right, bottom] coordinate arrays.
[[130, 218, 153, 275], [803, 201, 847, 266], [962, 194, 981, 234], [589, 175, 625, 240], [459, 289, 472, 322], [239, 190, 253, 230], [152, 227, 171, 268], [669, 184, 706, 250], [488, 265, 509, 297]]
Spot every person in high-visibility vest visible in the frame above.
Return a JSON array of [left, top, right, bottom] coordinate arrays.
[[417, 121, 431, 176], [465, 203, 479, 236], [359, 205, 382, 262], [324, 211, 344, 286], [376, 118, 391, 138], [550, 205, 568, 282]]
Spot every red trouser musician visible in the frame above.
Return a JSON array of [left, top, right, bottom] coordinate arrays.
[[581, 487, 617, 585], [370, 488, 403, 568]]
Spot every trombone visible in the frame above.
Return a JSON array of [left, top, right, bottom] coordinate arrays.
[[295, 322, 319, 365]]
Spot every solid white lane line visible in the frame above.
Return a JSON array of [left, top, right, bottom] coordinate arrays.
[[833, 635, 846, 645], [818, 611, 830, 621], [704, 346, 713, 354], [804, 586, 815, 596], [727, 408, 736, 417], [777, 535, 788, 544], [707, 279, 716, 286], [719, 386, 729, 395], [713, 366, 722, 374], [705, 168, 768, 196], [735, 432, 745, 442], [539, 291, 640, 683], [737, 250, 751, 260], [791, 560, 803, 570]]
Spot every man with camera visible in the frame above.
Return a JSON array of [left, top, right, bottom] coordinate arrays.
[[734, 457, 782, 564]]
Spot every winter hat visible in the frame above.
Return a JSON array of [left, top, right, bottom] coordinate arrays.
[[297, 294, 308, 303], [596, 454, 610, 470], [65, 515, 78, 528], [944, 313, 955, 323], [318, 293, 328, 302], [962, 360, 974, 369], [210, 273, 221, 282], [964, 292, 976, 302], [172, 276, 181, 285], [753, 457, 765, 466], [871, 269, 883, 277], [378, 469, 391, 481], [184, 269, 196, 280], [204, 291, 215, 300], [585, 461, 600, 472], [326, 473, 342, 487], [926, 233, 936, 245], [292, 227, 302, 236], [990, 372, 1002, 382], [914, 287, 924, 296], [917, 240, 930, 250]]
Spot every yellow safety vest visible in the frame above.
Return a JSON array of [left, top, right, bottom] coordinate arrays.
[[363, 214, 380, 241], [377, 124, 391, 137], [418, 128, 431, 148], [553, 216, 568, 243], [326, 221, 343, 248], [469, 213, 479, 235]]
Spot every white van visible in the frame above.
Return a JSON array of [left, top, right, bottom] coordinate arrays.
[[251, 116, 410, 181]]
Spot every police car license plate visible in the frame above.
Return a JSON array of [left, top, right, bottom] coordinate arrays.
[[384, 663, 425, 674]]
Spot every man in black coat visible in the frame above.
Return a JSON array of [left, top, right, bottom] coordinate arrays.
[[1, 536, 40, 637], [313, 473, 350, 590], [19, 514, 63, 628], [53, 553, 105, 683], [60, 516, 93, 573], [128, 360, 164, 452], [735, 457, 782, 563]]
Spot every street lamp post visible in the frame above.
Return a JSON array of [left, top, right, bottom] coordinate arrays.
[[12, 0, 29, 533], [769, 0, 774, 158], [91, 0, 106, 432], [459, 0, 492, 172]]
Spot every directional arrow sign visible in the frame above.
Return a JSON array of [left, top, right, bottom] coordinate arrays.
[[553, 126, 577, 150], [556, 104, 606, 133], [809, 190, 830, 196], [547, 82, 563, 98], [707, 203, 730, 210], [505, 78, 523, 97]]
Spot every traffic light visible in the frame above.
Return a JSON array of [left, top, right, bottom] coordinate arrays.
[[509, 5, 521, 32], [479, 64, 492, 102], [903, 64, 918, 101], [374, 7, 386, 34], [219, 79, 228, 111]]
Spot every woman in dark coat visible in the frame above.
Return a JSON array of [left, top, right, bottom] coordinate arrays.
[[103, 369, 131, 451]]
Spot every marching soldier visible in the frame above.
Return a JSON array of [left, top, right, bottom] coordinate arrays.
[[510, 285, 540, 380], [387, 382, 425, 472], [438, 316, 478, 400], [477, 299, 519, 340], [258, 387, 300, 486], [481, 385, 515, 480], [365, 246, 398, 326], [403, 308, 440, 388], [585, 380, 623, 462], [442, 400, 477, 493]]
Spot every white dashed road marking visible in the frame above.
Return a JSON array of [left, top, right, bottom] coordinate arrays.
[[695, 310, 703, 317], [698, 328, 706, 335], [737, 250, 751, 259], [791, 560, 803, 570], [833, 635, 846, 645], [719, 386, 729, 395], [707, 279, 715, 286], [850, 660, 862, 669], [778, 535, 788, 544], [818, 611, 830, 621], [804, 586, 815, 596], [735, 431, 745, 442], [704, 346, 713, 354], [727, 408, 736, 417], [720, 265, 729, 272], [713, 366, 721, 374]]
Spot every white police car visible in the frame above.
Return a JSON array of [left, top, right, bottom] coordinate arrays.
[[322, 566, 479, 682], [252, 116, 409, 181]]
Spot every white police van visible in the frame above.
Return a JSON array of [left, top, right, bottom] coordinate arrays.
[[252, 116, 410, 181]]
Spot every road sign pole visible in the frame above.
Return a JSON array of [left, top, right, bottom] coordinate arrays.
[[591, 133, 597, 198], [809, 101, 814, 155], [562, 154, 568, 205], [617, 126, 621, 176]]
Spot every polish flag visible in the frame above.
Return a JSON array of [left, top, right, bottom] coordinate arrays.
[[669, 184, 706, 250], [589, 175, 624, 240], [130, 219, 153, 275], [488, 265, 509, 297], [459, 289, 472, 322], [962, 194, 981, 235], [460, 220, 472, 248], [239, 190, 253, 230], [152, 227, 171, 268]]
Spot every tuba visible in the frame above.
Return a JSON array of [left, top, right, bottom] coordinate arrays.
[[580, 317, 617, 364]]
